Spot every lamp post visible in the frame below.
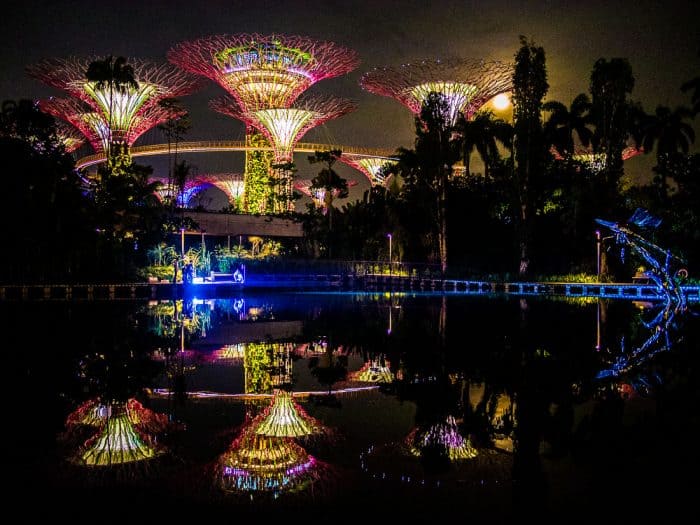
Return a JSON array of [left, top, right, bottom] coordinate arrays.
[[387, 233, 393, 276], [596, 230, 601, 280], [180, 228, 185, 258]]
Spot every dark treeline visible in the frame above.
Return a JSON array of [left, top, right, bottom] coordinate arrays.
[[304, 40, 700, 279]]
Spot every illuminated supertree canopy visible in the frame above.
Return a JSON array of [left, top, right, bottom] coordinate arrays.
[[40, 96, 185, 153], [218, 425, 319, 494], [211, 93, 356, 162], [338, 154, 397, 186], [168, 33, 360, 111], [199, 173, 245, 204], [361, 58, 512, 123], [153, 179, 211, 208], [54, 120, 85, 152], [28, 57, 199, 152], [551, 144, 643, 173], [350, 358, 394, 383], [407, 416, 478, 461], [78, 405, 164, 466], [254, 390, 325, 438], [66, 398, 170, 434]]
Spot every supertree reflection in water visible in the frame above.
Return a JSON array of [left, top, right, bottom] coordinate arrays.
[[406, 415, 478, 461], [216, 420, 333, 500], [350, 355, 394, 384]]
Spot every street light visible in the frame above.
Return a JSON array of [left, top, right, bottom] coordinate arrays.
[[596, 230, 614, 281], [387, 233, 393, 276], [596, 230, 601, 279]]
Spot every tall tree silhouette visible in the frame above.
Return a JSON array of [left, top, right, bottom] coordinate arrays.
[[513, 36, 549, 276], [543, 93, 593, 157]]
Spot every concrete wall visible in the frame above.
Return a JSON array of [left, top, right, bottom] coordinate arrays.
[[184, 212, 303, 237]]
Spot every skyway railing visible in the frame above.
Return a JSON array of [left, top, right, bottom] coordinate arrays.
[[76, 141, 397, 169]]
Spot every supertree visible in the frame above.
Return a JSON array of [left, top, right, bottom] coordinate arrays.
[[54, 120, 86, 152], [168, 33, 359, 111], [406, 415, 478, 461], [198, 172, 245, 207], [337, 154, 397, 186], [252, 390, 328, 439], [217, 423, 324, 496], [74, 402, 166, 467], [152, 178, 210, 208], [361, 58, 512, 125], [28, 57, 199, 167], [294, 178, 358, 209], [551, 144, 643, 173], [39, 96, 185, 155], [350, 356, 394, 383], [211, 94, 356, 212], [169, 33, 359, 213]]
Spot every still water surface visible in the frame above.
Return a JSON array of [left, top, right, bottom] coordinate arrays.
[[7, 293, 699, 521]]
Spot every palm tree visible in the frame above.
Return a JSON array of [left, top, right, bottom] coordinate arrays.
[[158, 97, 190, 196], [85, 55, 138, 170], [456, 110, 513, 177], [543, 93, 593, 157], [308, 150, 348, 242], [641, 105, 696, 196], [641, 105, 696, 159]]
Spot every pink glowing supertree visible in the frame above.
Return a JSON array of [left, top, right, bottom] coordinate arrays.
[[28, 57, 199, 159], [550, 144, 643, 173], [361, 58, 512, 124], [39, 96, 185, 154], [168, 33, 360, 111], [212, 94, 356, 212], [211, 93, 356, 163], [54, 120, 86, 152], [337, 154, 397, 186], [198, 173, 245, 205], [170, 34, 359, 213]]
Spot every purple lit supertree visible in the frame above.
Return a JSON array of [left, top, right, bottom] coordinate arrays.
[[169, 33, 359, 213], [337, 154, 397, 186], [39, 96, 185, 155], [28, 57, 199, 165], [152, 178, 211, 208], [212, 94, 357, 212], [361, 58, 512, 124], [168, 33, 359, 111]]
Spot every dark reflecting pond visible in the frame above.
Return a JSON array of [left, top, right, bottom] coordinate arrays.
[[7, 292, 700, 521]]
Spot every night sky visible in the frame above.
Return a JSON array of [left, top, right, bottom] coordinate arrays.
[[2, 0, 698, 204]]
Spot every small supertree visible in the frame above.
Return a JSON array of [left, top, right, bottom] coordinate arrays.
[[28, 57, 199, 167], [361, 58, 512, 124], [199, 172, 245, 208], [406, 415, 478, 461], [337, 154, 397, 186]]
